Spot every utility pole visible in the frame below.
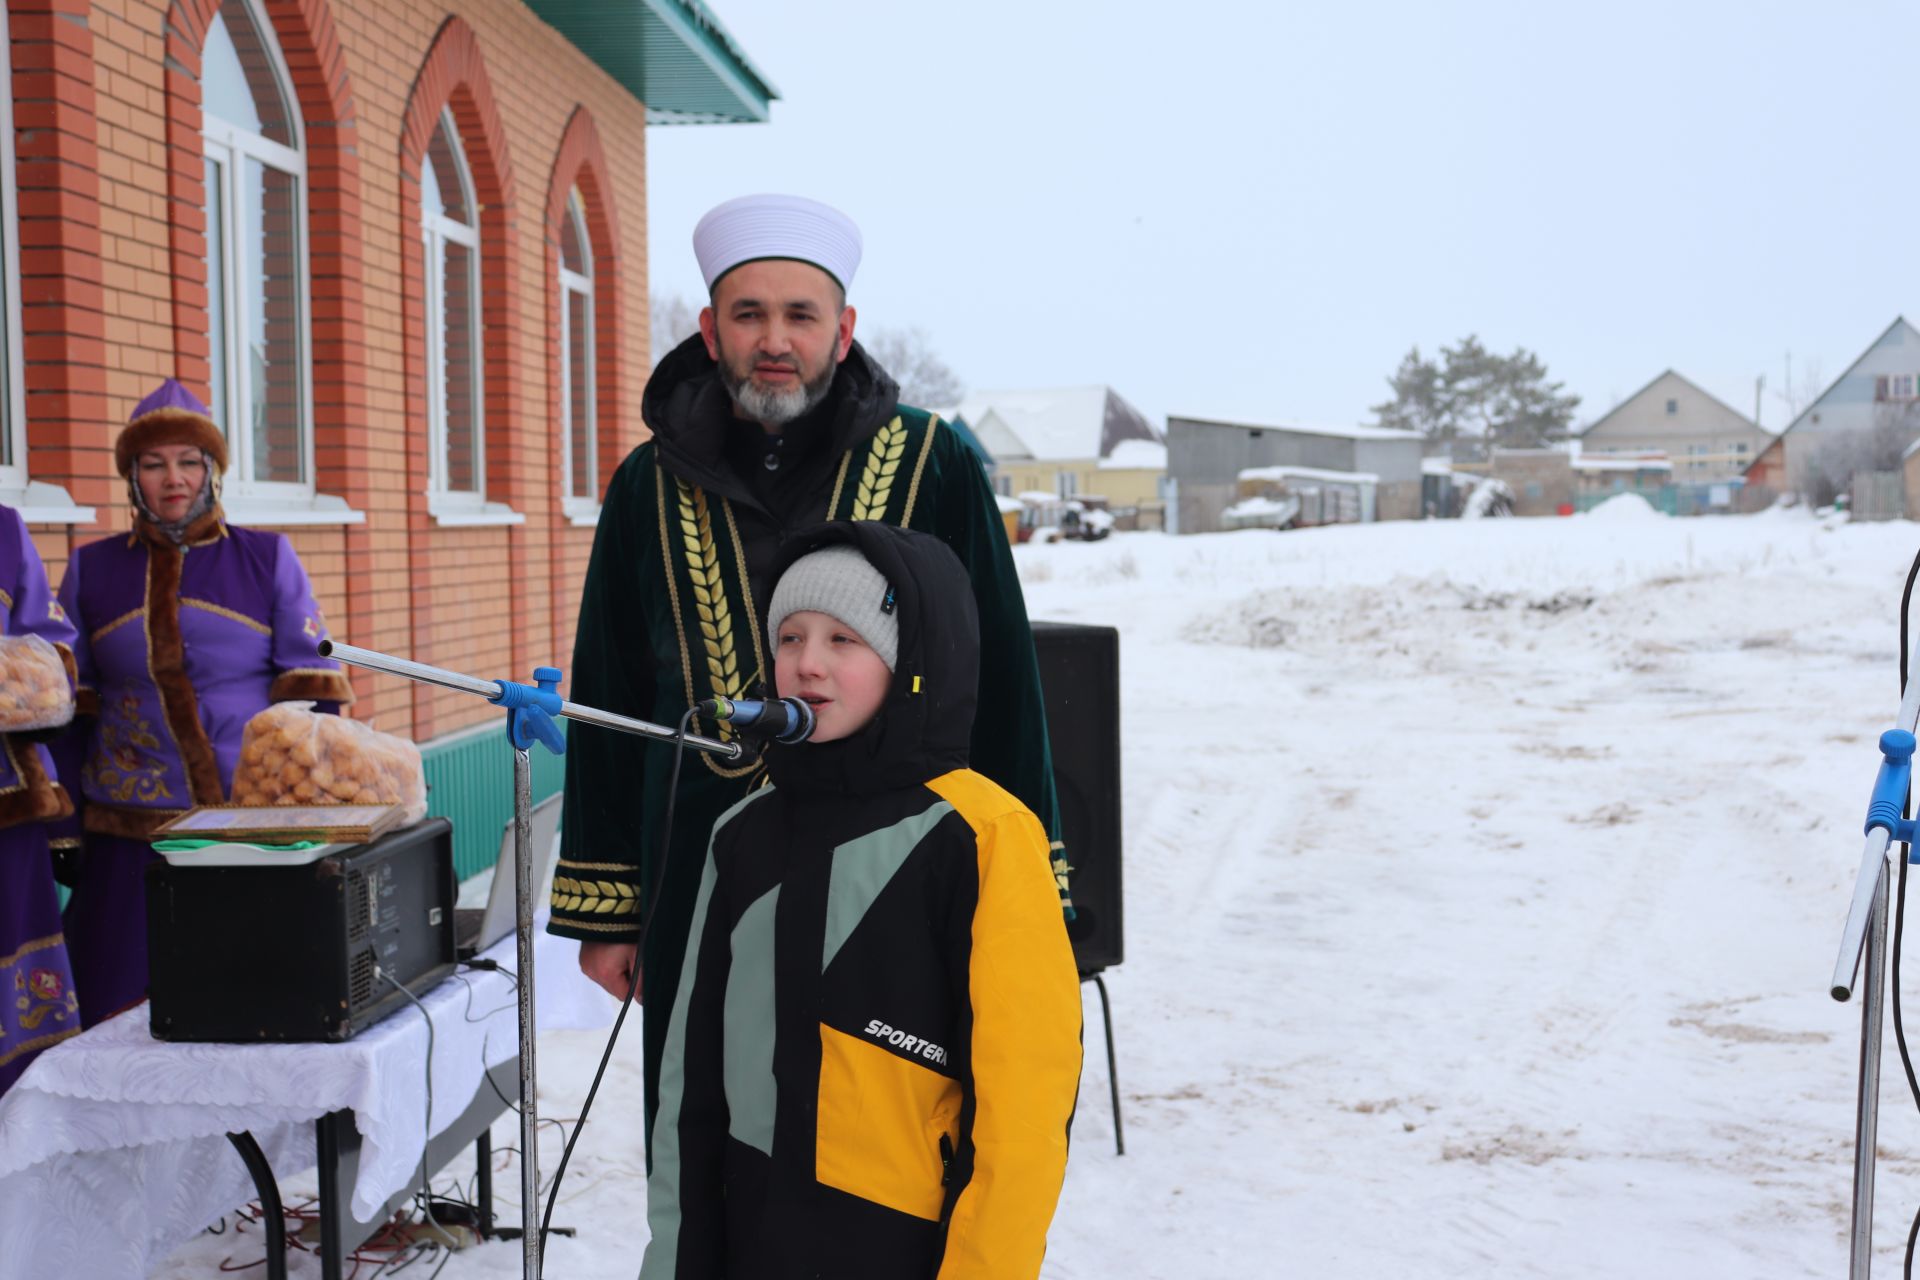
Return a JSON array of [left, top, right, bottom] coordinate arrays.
[[1755, 374, 1765, 430]]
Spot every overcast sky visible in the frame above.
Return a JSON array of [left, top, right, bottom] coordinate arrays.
[[646, 0, 1920, 434]]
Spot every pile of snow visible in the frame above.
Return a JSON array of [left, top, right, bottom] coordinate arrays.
[[1462, 477, 1513, 518], [1222, 495, 1292, 518], [1585, 491, 1663, 520]]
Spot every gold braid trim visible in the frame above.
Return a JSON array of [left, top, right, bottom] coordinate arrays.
[[826, 450, 854, 516], [851, 416, 907, 521], [720, 498, 766, 695], [551, 874, 639, 916], [654, 471, 763, 781], [655, 469, 698, 726], [899, 415, 941, 526], [676, 479, 744, 736]]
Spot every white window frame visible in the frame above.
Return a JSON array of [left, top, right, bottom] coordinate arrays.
[[1896, 375, 1917, 403], [201, 0, 314, 504], [0, 7, 88, 522], [558, 189, 598, 523], [423, 109, 518, 526], [1055, 470, 1078, 498]]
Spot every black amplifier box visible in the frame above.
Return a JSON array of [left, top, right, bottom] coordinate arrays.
[[147, 817, 457, 1043]]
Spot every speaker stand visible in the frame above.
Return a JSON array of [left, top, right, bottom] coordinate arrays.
[[1083, 971, 1124, 1156]]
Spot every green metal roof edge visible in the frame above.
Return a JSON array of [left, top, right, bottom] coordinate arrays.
[[526, 0, 778, 126], [641, 0, 779, 123]]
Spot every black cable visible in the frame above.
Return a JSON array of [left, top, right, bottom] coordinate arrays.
[[537, 705, 698, 1268], [1893, 545, 1920, 1280], [377, 968, 444, 1245]]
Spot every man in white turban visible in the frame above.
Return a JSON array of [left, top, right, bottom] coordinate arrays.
[[548, 194, 1073, 1155]]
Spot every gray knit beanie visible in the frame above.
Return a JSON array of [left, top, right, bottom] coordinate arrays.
[[766, 545, 899, 671]]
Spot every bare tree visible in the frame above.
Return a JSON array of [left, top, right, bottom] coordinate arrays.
[[651, 292, 700, 367], [1799, 402, 1920, 506], [861, 326, 964, 409], [1771, 354, 1825, 426]]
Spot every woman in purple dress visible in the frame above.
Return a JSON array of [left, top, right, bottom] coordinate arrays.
[[57, 379, 353, 1026], [0, 503, 82, 1090]]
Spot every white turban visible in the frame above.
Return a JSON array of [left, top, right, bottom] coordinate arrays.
[[693, 194, 863, 294]]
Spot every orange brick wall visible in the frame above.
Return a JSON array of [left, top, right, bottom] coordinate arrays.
[[12, 0, 651, 747]]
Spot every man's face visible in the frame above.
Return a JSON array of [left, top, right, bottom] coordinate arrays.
[[773, 609, 892, 744], [700, 259, 856, 429]]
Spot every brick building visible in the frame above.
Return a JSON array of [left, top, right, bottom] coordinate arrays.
[[0, 0, 771, 858]]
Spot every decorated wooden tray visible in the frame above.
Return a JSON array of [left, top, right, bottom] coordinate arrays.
[[151, 802, 406, 845]]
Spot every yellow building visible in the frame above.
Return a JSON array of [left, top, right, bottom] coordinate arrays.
[[953, 386, 1167, 530]]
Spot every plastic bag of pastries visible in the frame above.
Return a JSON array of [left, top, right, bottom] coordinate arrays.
[[230, 702, 427, 825], [0, 634, 74, 732]]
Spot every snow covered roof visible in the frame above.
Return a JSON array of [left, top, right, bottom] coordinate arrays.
[[1240, 464, 1380, 485], [1173, 414, 1421, 443], [1420, 457, 1454, 476], [993, 493, 1023, 514], [953, 386, 1161, 462], [1099, 439, 1167, 470]]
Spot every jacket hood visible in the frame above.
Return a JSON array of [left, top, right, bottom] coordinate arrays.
[[761, 522, 978, 798], [642, 333, 901, 503]]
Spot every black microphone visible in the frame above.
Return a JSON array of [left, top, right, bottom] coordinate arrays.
[[698, 695, 815, 744]]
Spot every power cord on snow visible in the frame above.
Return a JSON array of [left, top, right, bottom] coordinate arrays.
[[536, 706, 699, 1268], [1893, 546, 1920, 1279]]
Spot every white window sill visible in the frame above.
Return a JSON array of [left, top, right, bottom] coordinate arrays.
[[222, 492, 366, 527], [1, 479, 95, 525], [429, 495, 526, 528], [562, 497, 601, 528]]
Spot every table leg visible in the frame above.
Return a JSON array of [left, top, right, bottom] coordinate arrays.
[[315, 1110, 351, 1280], [224, 1131, 287, 1280]]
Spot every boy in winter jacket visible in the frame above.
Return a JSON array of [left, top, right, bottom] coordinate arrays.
[[641, 521, 1083, 1279]]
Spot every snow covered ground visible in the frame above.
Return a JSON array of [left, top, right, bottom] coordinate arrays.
[[162, 504, 1920, 1277]]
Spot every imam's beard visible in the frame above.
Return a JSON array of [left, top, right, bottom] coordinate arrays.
[[717, 340, 836, 428]]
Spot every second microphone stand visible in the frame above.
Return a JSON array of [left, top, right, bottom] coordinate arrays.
[[317, 639, 742, 1280]]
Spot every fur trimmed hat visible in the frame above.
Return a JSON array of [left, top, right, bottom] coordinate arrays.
[[766, 544, 899, 672], [115, 378, 226, 478]]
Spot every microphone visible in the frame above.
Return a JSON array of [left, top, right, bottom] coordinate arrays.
[[698, 695, 815, 744]]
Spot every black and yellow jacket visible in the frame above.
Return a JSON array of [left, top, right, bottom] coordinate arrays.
[[642, 524, 1082, 1280]]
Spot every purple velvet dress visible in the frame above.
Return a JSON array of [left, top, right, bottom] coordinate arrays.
[[0, 504, 82, 1092], [56, 509, 351, 1026]]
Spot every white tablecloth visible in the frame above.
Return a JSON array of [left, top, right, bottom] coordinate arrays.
[[0, 922, 614, 1279]]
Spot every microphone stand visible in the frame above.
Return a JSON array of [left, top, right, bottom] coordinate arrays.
[[317, 640, 742, 1280], [1830, 615, 1920, 1280]]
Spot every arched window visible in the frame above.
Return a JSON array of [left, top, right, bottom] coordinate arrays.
[[201, 0, 309, 492], [559, 189, 595, 508], [0, 4, 23, 484], [422, 110, 484, 503]]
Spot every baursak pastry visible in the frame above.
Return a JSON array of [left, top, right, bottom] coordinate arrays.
[[230, 702, 427, 823], [0, 634, 74, 731]]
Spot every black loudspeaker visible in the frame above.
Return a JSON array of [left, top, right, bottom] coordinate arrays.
[[147, 819, 457, 1042], [1031, 621, 1123, 975]]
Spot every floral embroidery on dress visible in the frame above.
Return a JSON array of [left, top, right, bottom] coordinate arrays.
[[84, 690, 173, 804]]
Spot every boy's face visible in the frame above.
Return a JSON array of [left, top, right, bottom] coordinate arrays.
[[773, 609, 892, 744]]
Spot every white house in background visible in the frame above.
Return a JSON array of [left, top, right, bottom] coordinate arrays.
[[950, 386, 1168, 529], [1578, 369, 1770, 484], [1748, 316, 1920, 494]]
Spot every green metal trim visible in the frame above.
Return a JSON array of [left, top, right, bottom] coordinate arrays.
[[422, 722, 568, 882], [525, 0, 778, 125]]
